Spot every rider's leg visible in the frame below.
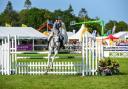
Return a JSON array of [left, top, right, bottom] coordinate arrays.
[[61, 40, 65, 49], [59, 36, 65, 49]]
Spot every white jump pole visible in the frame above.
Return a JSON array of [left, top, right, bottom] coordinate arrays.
[[1, 37, 4, 75], [92, 38, 95, 75], [7, 35, 11, 75], [85, 34, 88, 75], [82, 34, 85, 76], [14, 35, 17, 74]]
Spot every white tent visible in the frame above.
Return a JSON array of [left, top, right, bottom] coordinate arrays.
[[68, 24, 93, 41], [67, 32, 75, 37], [113, 31, 128, 39], [0, 27, 47, 39]]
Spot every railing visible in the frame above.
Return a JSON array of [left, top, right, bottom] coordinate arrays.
[[16, 62, 82, 75]]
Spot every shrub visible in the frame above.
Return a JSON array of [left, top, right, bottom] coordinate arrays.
[[97, 58, 120, 76]]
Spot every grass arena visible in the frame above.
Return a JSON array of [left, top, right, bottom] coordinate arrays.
[[0, 58, 128, 89]]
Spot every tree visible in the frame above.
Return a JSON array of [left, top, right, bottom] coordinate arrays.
[[19, 8, 53, 28], [78, 8, 88, 21], [1, 1, 19, 26], [67, 4, 74, 15], [117, 21, 128, 32], [105, 20, 118, 34], [105, 20, 117, 30], [105, 20, 128, 33], [4, 1, 13, 13], [0, 14, 2, 25], [24, 0, 32, 9]]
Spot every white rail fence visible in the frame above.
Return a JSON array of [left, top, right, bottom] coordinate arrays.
[[0, 34, 103, 76], [16, 62, 82, 75], [81, 33, 103, 76], [0, 36, 17, 75], [0, 38, 10, 75]]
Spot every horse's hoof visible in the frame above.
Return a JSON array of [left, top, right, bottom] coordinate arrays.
[[44, 70, 48, 75]]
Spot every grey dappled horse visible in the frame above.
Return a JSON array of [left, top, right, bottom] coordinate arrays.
[[47, 23, 68, 71]]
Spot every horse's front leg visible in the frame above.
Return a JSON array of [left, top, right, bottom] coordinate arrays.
[[51, 48, 59, 66], [47, 49, 52, 72], [47, 52, 51, 67]]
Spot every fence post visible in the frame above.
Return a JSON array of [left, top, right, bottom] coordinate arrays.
[[82, 34, 85, 76]]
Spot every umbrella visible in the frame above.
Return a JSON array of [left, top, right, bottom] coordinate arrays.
[[105, 34, 119, 40]]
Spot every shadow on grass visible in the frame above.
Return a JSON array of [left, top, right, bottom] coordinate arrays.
[[118, 72, 128, 75]]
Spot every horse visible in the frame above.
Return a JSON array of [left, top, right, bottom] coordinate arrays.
[[47, 22, 68, 71]]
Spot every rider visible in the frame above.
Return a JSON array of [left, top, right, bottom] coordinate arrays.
[[48, 17, 65, 49], [57, 17, 65, 49]]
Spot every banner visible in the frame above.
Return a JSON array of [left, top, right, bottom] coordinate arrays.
[[22, 24, 27, 27], [5, 23, 11, 27]]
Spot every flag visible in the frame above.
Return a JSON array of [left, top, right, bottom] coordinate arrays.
[[112, 25, 116, 34], [22, 24, 27, 27], [5, 23, 11, 27]]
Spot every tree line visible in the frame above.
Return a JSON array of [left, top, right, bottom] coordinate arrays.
[[0, 0, 128, 35]]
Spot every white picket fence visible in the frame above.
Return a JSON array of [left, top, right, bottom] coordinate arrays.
[[16, 62, 82, 75]]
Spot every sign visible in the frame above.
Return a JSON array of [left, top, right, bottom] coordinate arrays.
[[17, 44, 33, 51]]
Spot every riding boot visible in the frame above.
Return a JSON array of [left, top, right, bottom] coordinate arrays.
[[62, 45, 65, 49], [62, 42, 65, 49], [60, 40, 65, 49]]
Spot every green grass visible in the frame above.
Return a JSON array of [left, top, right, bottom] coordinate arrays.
[[0, 58, 128, 89], [1, 75, 128, 89]]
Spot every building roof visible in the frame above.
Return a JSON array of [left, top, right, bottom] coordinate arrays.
[[0, 27, 47, 39]]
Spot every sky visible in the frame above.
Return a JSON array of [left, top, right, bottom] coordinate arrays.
[[0, 0, 128, 23]]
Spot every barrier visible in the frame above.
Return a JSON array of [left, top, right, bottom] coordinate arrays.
[[0, 36, 10, 75], [0, 35, 103, 76], [0, 36, 17, 75], [16, 62, 82, 75], [82, 33, 103, 76]]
